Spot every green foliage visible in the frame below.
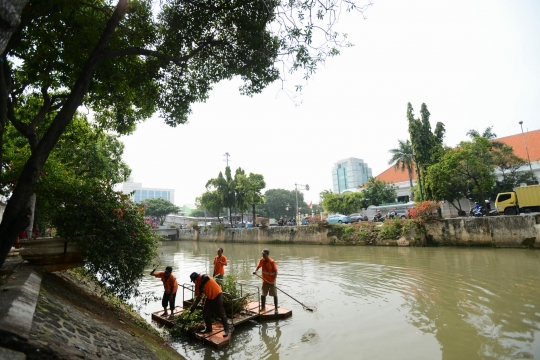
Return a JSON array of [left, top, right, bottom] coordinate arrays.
[[196, 190, 225, 222], [50, 180, 159, 300], [219, 275, 249, 316], [406, 103, 446, 199], [321, 191, 363, 214], [206, 167, 236, 223], [236, 172, 266, 222], [426, 137, 495, 207], [144, 198, 180, 225], [377, 219, 403, 240], [361, 177, 398, 207], [256, 189, 309, 218], [169, 309, 205, 338]]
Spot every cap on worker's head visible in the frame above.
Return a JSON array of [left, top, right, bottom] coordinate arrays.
[[377, 210, 381, 212], [485, 199, 489, 203], [261, 249, 270, 255], [165, 266, 173, 273], [190, 272, 199, 282]]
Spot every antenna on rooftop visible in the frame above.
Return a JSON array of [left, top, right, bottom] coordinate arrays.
[[223, 152, 231, 167]]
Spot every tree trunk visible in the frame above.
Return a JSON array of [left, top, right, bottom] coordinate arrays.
[[407, 166, 414, 201], [25, 193, 35, 236], [0, 0, 128, 267], [0, 0, 29, 54], [252, 204, 256, 226]]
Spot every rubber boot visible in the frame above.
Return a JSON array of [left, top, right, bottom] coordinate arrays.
[[201, 321, 213, 334], [222, 317, 229, 337], [261, 295, 266, 311], [274, 296, 279, 314]]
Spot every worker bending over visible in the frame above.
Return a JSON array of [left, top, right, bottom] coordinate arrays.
[[189, 272, 229, 337]]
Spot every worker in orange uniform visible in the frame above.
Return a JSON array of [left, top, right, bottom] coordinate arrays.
[[150, 266, 178, 318], [253, 249, 279, 314], [213, 247, 227, 280], [189, 272, 230, 337]]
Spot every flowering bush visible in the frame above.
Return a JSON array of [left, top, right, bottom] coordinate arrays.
[[407, 201, 440, 226], [144, 216, 160, 229]]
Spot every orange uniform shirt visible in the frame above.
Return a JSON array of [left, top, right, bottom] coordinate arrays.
[[153, 272, 178, 295], [213, 255, 227, 276], [257, 257, 278, 284], [194, 274, 222, 300]]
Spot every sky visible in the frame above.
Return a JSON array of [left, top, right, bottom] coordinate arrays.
[[120, 0, 540, 206]]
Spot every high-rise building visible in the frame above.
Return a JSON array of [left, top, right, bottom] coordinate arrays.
[[121, 177, 175, 204], [332, 158, 372, 193]]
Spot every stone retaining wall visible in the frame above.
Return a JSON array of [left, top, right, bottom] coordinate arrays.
[[425, 214, 540, 248], [177, 214, 540, 248]]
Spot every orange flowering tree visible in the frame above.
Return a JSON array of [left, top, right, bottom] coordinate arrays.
[[407, 201, 441, 226]]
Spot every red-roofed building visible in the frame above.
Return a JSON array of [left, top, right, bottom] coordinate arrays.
[[374, 129, 540, 202]]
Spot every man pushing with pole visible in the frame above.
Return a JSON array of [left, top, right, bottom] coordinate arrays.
[[253, 248, 279, 314]]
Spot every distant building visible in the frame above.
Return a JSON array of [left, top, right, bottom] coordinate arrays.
[[332, 157, 372, 193], [121, 177, 175, 204]]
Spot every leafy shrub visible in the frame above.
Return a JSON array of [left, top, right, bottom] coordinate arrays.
[[219, 275, 249, 316], [378, 218, 403, 240], [212, 223, 226, 233], [408, 201, 441, 226], [49, 180, 159, 300], [169, 309, 205, 338]]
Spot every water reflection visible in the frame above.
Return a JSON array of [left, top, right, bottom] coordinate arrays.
[[137, 242, 540, 359]]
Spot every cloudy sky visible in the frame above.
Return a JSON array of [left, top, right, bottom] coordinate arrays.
[[120, 0, 540, 206]]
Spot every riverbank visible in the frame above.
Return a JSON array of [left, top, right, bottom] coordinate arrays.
[[176, 214, 540, 248], [0, 263, 184, 360]]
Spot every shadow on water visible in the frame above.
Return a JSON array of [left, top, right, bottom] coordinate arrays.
[[137, 241, 540, 360]]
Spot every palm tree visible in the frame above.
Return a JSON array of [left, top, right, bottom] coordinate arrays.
[[388, 139, 415, 201]]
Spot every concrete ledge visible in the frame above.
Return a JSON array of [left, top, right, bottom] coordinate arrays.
[[0, 346, 26, 359], [0, 270, 42, 341]]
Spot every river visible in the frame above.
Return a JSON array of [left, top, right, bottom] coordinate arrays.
[[135, 241, 540, 359]]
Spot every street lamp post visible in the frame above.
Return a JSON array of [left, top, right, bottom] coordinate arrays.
[[519, 121, 534, 175], [294, 183, 309, 225]]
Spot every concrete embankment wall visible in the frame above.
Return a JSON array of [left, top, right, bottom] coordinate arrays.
[[425, 214, 540, 248], [177, 214, 540, 248], [178, 226, 332, 244]]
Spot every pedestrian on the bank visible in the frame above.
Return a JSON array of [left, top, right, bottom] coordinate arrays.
[[189, 272, 230, 337], [253, 249, 279, 314], [213, 247, 228, 280], [150, 266, 178, 318]]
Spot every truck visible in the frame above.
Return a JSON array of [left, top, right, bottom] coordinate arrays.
[[495, 184, 540, 215]]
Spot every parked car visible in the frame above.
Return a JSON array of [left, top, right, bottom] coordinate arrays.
[[349, 213, 368, 222], [326, 214, 351, 224], [394, 210, 408, 219]]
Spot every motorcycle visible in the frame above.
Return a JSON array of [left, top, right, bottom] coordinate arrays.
[[373, 214, 384, 222]]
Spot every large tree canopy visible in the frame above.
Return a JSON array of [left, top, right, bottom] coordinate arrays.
[[0, 0, 372, 266]]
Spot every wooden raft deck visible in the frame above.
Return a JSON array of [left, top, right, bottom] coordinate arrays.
[[151, 302, 292, 349]]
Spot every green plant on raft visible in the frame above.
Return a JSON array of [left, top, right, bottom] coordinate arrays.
[[219, 275, 249, 316], [168, 309, 205, 338]]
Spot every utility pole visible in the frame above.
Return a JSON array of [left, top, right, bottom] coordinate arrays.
[[223, 152, 231, 167], [295, 183, 310, 225], [519, 121, 534, 175]]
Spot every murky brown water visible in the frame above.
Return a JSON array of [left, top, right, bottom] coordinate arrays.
[[136, 242, 540, 359]]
